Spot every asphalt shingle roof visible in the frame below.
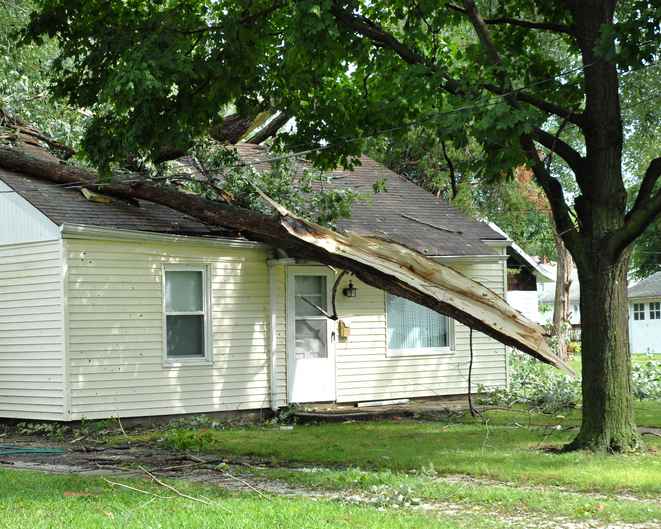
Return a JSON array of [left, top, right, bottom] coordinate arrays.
[[233, 145, 505, 257], [0, 168, 228, 236], [1, 144, 506, 256], [629, 272, 661, 299]]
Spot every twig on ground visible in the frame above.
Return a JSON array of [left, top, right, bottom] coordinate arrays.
[[139, 465, 230, 511], [116, 417, 130, 445], [69, 436, 87, 444], [215, 466, 270, 500], [103, 478, 172, 499]]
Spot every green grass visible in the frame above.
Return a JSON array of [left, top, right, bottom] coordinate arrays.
[[130, 404, 661, 496], [254, 466, 661, 524], [0, 469, 492, 529]]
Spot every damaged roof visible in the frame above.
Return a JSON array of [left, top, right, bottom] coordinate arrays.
[[0, 168, 231, 237], [232, 144, 506, 257], [0, 143, 506, 256]]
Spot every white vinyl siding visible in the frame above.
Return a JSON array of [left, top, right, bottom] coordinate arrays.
[[630, 298, 661, 355], [331, 259, 507, 403], [0, 178, 60, 244], [0, 240, 65, 420], [65, 238, 275, 420]]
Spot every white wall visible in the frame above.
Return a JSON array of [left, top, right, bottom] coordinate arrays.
[[64, 238, 283, 420], [64, 236, 508, 417], [506, 290, 541, 323], [629, 299, 661, 355], [0, 179, 60, 245], [295, 259, 508, 403], [0, 240, 66, 420]]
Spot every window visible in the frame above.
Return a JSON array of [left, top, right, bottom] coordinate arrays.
[[650, 302, 661, 320], [163, 267, 209, 362], [386, 294, 452, 356], [633, 303, 645, 321]]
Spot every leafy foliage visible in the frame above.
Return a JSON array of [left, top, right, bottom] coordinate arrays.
[[0, 0, 85, 146], [181, 140, 363, 227], [481, 353, 661, 412]]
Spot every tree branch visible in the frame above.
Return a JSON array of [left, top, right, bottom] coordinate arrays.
[[441, 141, 458, 199], [531, 127, 586, 176], [610, 157, 661, 255], [629, 156, 661, 219], [482, 83, 584, 127], [329, 5, 426, 66], [520, 135, 580, 255], [0, 144, 567, 369], [447, 4, 574, 35]]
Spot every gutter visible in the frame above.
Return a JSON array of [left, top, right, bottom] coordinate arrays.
[[60, 223, 267, 249], [267, 260, 284, 412]]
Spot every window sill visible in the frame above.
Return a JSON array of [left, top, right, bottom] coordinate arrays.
[[163, 358, 213, 368], [386, 348, 454, 358]]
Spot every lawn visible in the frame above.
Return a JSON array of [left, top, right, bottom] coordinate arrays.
[[132, 403, 661, 495], [5, 401, 661, 528], [0, 469, 488, 529]]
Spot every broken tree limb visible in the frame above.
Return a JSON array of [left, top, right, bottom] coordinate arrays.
[[0, 145, 572, 373]]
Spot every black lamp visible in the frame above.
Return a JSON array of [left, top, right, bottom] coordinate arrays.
[[342, 280, 357, 298]]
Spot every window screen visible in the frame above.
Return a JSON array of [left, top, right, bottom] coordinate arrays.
[[387, 294, 450, 354], [164, 269, 207, 359]]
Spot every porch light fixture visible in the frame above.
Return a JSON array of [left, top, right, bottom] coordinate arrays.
[[342, 281, 357, 298]]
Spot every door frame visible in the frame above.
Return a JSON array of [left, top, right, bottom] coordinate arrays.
[[286, 266, 337, 403]]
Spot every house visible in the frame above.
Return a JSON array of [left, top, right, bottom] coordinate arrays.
[[538, 265, 581, 341], [0, 145, 511, 421], [486, 223, 554, 323], [628, 272, 661, 355]]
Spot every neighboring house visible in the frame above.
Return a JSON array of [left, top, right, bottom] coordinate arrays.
[[538, 264, 582, 341], [628, 272, 661, 355], [487, 223, 554, 323], [0, 146, 511, 421]]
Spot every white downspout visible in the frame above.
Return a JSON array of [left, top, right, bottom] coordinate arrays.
[[268, 262, 279, 412]]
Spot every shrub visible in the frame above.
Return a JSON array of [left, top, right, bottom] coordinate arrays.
[[480, 352, 660, 412]]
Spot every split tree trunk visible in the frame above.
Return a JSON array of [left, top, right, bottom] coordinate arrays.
[[568, 252, 638, 452], [0, 145, 568, 370], [552, 229, 573, 361]]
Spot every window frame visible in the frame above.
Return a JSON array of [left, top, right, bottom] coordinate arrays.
[[161, 264, 212, 366], [650, 301, 661, 320], [633, 303, 646, 321], [385, 293, 455, 358]]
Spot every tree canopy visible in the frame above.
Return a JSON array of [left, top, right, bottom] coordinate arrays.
[[19, 0, 661, 451]]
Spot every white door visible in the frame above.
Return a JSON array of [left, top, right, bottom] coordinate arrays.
[[287, 268, 336, 403]]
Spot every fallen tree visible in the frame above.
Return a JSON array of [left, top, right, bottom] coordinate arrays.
[[0, 144, 570, 372]]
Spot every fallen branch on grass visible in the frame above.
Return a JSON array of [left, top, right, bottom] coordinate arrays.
[[139, 465, 230, 511], [103, 478, 172, 499]]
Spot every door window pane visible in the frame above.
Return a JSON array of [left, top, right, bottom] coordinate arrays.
[[634, 303, 645, 320], [167, 315, 205, 357], [387, 294, 449, 352], [295, 276, 327, 317], [295, 319, 328, 359], [165, 271, 203, 312], [650, 302, 661, 320]]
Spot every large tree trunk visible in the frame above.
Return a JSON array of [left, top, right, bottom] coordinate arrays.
[[567, 252, 639, 452], [552, 229, 573, 361]]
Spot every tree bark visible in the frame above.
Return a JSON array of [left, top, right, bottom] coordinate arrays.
[[567, 251, 639, 452], [552, 229, 573, 361]]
